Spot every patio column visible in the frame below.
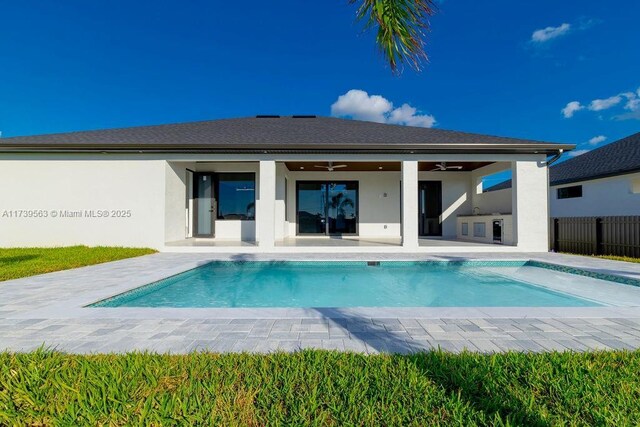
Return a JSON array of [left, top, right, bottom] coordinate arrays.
[[511, 160, 549, 251], [401, 160, 419, 250], [258, 160, 276, 248]]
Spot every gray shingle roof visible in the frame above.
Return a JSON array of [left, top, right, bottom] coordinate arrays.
[[484, 179, 513, 192], [551, 131, 640, 185], [0, 116, 571, 153], [484, 131, 640, 191]]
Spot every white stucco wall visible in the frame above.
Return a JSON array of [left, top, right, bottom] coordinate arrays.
[[0, 159, 167, 248], [165, 162, 191, 243], [276, 163, 289, 240], [512, 159, 549, 251], [474, 189, 512, 215], [550, 172, 640, 217]]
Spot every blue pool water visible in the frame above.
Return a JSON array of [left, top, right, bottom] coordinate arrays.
[[92, 261, 603, 308]]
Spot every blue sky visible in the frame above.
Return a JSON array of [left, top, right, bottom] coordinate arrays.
[[1, 0, 638, 179]]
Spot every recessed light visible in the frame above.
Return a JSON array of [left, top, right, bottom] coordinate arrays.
[[300, 166, 304, 170], [378, 166, 383, 170]]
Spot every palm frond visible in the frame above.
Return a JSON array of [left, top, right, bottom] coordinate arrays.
[[350, 0, 436, 73]]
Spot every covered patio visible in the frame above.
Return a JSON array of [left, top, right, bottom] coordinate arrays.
[[164, 156, 542, 253]]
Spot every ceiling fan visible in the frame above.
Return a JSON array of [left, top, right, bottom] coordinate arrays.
[[314, 161, 348, 172], [430, 162, 463, 171]]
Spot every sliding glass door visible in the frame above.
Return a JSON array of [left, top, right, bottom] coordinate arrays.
[[296, 181, 358, 235]]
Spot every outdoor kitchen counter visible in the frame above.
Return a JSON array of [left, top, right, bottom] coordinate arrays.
[[456, 214, 514, 245]]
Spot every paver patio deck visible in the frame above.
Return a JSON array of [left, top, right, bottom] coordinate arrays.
[[2, 252, 640, 354]]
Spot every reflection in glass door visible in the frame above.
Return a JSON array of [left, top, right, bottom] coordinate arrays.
[[194, 174, 216, 237], [327, 182, 357, 234], [297, 182, 327, 234], [296, 181, 358, 235]]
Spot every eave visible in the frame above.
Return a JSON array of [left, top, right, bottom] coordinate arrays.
[[0, 142, 575, 155]]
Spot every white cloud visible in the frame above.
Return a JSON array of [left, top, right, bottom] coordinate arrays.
[[588, 95, 622, 111], [561, 101, 583, 118], [331, 89, 436, 128], [564, 86, 640, 120], [330, 89, 392, 123], [531, 23, 571, 43], [568, 149, 590, 157], [387, 103, 436, 128], [588, 135, 606, 145], [622, 89, 640, 111], [626, 98, 640, 111]]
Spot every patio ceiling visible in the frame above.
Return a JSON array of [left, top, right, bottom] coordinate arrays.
[[284, 161, 494, 172]]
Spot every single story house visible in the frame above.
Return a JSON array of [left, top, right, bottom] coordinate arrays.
[[486, 131, 640, 217], [0, 116, 572, 253]]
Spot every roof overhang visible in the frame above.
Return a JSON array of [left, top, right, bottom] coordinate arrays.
[[0, 142, 575, 155]]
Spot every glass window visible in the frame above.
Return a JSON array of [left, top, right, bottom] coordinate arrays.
[[631, 177, 640, 194], [216, 173, 255, 220], [557, 185, 582, 199], [461, 222, 468, 236]]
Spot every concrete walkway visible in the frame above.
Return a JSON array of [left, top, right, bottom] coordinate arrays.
[[1, 252, 640, 354]]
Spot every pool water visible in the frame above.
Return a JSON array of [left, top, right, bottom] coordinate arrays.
[[92, 261, 603, 308]]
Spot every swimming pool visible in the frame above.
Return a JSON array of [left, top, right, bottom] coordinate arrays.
[[90, 260, 622, 308]]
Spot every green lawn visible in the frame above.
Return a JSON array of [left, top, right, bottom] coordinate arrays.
[[0, 246, 156, 282], [2, 350, 640, 425], [596, 255, 640, 264], [561, 252, 640, 264]]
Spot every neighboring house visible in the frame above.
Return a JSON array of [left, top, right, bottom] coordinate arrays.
[[0, 116, 572, 252], [485, 132, 640, 217]]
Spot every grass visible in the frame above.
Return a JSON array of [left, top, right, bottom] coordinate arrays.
[[595, 255, 640, 264], [2, 350, 640, 425], [0, 246, 156, 282], [561, 252, 640, 264]]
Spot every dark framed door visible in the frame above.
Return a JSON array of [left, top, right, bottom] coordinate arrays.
[[193, 173, 216, 237], [419, 181, 442, 237], [296, 181, 358, 235], [296, 182, 327, 234], [327, 182, 358, 234]]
